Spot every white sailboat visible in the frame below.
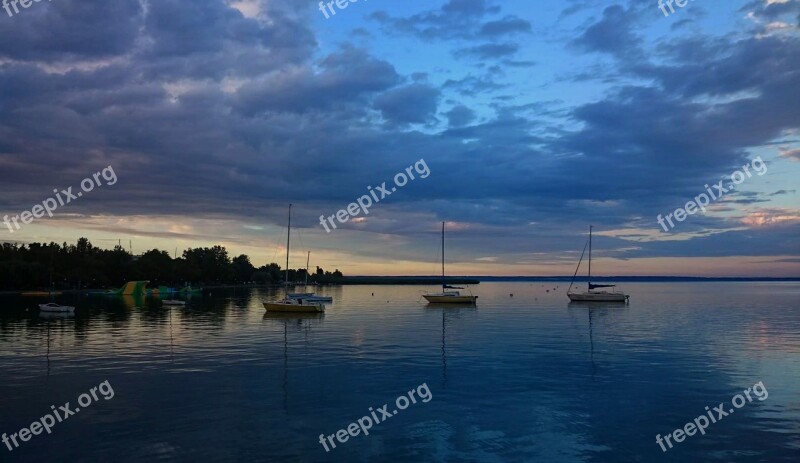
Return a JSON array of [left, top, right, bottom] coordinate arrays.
[[423, 222, 478, 304], [263, 204, 325, 313], [567, 225, 629, 303]]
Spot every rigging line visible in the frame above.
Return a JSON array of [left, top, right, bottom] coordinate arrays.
[[269, 213, 285, 267], [567, 238, 589, 294]]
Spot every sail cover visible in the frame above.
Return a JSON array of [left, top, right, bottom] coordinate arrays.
[[589, 283, 616, 289], [443, 285, 464, 289]]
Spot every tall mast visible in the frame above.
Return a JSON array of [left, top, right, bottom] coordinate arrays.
[[441, 221, 445, 291], [285, 204, 292, 287], [588, 225, 592, 287], [305, 251, 310, 286]]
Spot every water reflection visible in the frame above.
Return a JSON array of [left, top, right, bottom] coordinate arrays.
[[262, 312, 325, 411], [0, 283, 798, 462], [425, 305, 477, 385]]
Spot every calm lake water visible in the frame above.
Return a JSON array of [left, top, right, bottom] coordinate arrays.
[[1, 282, 799, 462]]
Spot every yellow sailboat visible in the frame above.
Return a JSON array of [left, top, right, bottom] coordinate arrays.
[[263, 204, 325, 313]]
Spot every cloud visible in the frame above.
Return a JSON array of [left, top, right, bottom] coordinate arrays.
[[479, 16, 533, 37], [233, 46, 400, 115], [370, 0, 530, 43], [445, 105, 477, 127], [572, 5, 643, 60], [0, 1, 142, 61], [780, 147, 800, 160], [0, 0, 798, 275], [455, 43, 519, 59], [769, 189, 797, 196], [374, 84, 441, 125]]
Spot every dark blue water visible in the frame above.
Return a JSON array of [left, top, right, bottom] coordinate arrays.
[[1, 282, 798, 462]]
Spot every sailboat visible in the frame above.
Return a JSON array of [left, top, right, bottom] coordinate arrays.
[[423, 222, 478, 304], [288, 252, 333, 302], [38, 261, 73, 312], [567, 225, 629, 303], [263, 204, 326, 313]]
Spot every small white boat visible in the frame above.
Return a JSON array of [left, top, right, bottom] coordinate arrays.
[[286, 253, 334, 303], [291, 294, 333, 302], [162, 300, 186, 306], [423, 222, 478, 305], [567, 225, 629, 303], [38, 303, 75, 313]]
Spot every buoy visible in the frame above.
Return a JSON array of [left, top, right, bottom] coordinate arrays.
[[510, 294, 513, 297]]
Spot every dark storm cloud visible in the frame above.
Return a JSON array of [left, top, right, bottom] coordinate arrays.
[[139, 1, 316, 80], [0, 0, 142, 61], [0, 0, 797, 267], [233, 46, 400, 115], [559, 4, 800, 215]]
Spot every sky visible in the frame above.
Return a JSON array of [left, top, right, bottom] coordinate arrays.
[[0, 0, 798, 277]]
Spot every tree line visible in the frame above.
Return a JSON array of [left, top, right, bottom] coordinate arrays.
[[0, 238, 343, 290]]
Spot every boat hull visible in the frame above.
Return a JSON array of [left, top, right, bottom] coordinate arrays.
[[567, 292, 628, 302], [162, 300, 186, 306], [38, 304, 75, 313], [423, 295, 478, 304], [263, 302, 325, 313]]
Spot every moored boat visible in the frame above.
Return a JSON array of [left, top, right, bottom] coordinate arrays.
[[567, 225, 629, 303], [423, 292, 479, 304], [567, 291, 627, 302], [38, 303, 75, 313], [423, 222, 478, 305], [264, 204, 326, 313], [263, 298, 325, 313]]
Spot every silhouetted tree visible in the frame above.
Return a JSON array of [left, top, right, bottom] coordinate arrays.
[[231, 254, 255, 283], [0, 238, 343, 290]]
